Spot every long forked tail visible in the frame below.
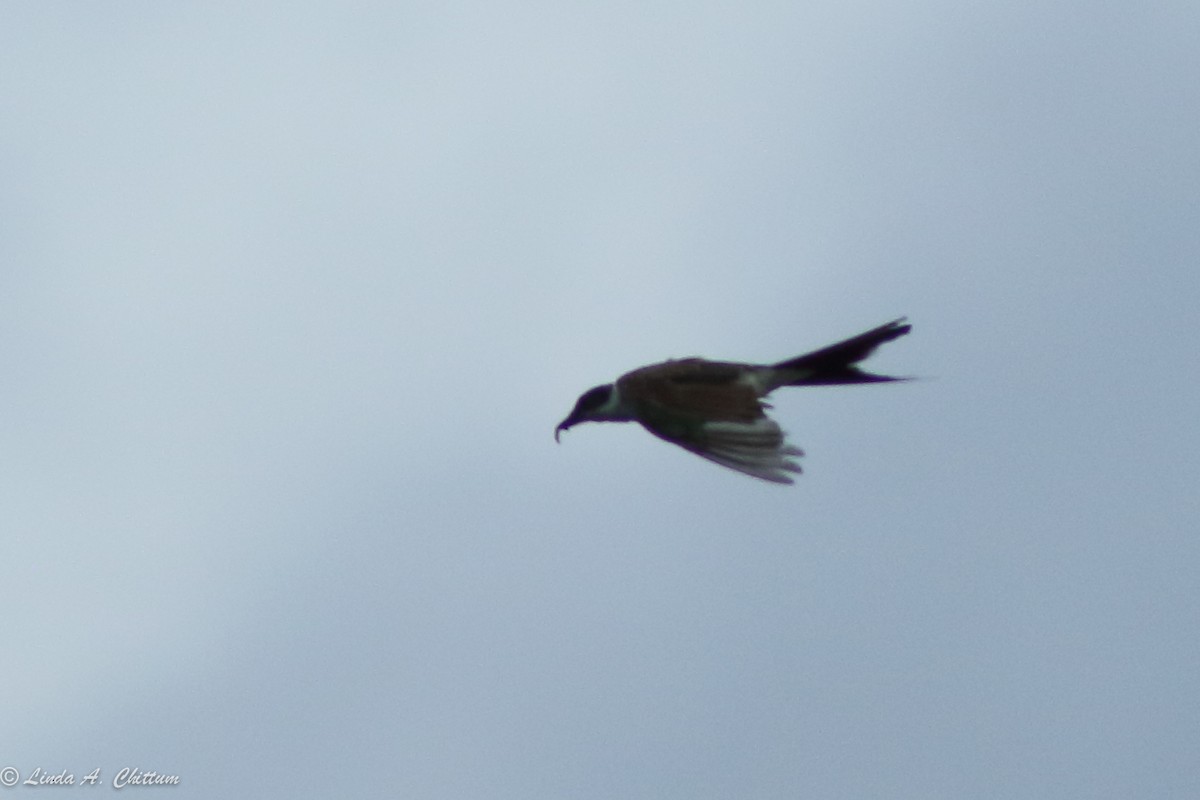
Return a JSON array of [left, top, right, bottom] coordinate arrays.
[[770, 318, 912, 387]]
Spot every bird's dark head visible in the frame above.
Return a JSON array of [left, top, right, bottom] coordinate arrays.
[[555, 384, 617, 442]]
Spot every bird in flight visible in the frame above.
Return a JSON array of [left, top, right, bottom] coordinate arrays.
[[555, 318, 912, 484]]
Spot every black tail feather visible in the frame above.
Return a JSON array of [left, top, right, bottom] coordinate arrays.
[[773, 318, 911, 386]]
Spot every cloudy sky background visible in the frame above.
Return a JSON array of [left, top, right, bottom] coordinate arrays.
[[2, 2, 1197, 797]]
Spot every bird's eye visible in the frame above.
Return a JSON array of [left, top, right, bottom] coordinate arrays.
[[579, 385, 611, 411]]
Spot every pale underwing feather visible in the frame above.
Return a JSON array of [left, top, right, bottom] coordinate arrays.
[[679, 419, 804, 484]]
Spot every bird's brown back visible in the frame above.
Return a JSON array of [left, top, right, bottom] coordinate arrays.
[[617, 359, 766, 426]]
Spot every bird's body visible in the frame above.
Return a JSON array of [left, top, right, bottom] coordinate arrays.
[[555, 318, 912, 484]]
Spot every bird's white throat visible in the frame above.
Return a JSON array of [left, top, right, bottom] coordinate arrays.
[[591, 384, 635, 421]]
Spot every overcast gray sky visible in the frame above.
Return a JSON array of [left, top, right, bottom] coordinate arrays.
[[2, 2, 1198, 798]]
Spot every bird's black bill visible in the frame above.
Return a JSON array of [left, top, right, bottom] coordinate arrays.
[[556, 410, 586, 441]]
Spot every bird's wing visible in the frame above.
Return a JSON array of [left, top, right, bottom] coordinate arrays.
[[652, 417, 805, 484], [619, 360, 804, 484]]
